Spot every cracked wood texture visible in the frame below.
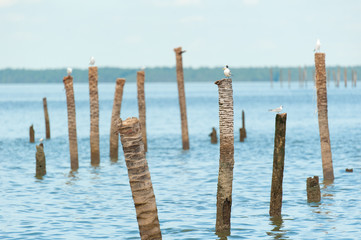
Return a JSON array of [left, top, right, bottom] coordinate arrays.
[[214, 78, 234, 236], [307, 176, 321, 202], [89, 66, 100, 166], [137, 71, 148, 152], [35, 144, 46, 178], [63, 76, 79, 170], [315, 53, 334, 181], [117, 117, 162, 240], [109, 78, 125, 162], [269, 113, 287, 217], [174, 47, 189, 150], [43, 97, 51, 139]]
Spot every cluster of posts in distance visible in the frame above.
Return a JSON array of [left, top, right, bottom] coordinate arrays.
[[29, 45, 353, 239]]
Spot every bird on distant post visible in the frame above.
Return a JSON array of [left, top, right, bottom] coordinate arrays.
[[89, 56, 95, 66], [268, 105, 283, 113], [67, 67, 72, 76], [223, 65, 231, 78], [314, 39, 321, 52]]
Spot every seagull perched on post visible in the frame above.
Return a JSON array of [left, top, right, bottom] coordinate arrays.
[[67, 67, 72, 76], [268, 105, 283, 113], [89, 56, 95, 66], [223, 65, 231, 78], [314, 39, 321, 52]]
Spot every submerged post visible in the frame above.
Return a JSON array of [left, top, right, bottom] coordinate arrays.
[[63, 75, 79, 171], [117, 117, 162, 240], [210, 127, 217, 144], [137, 70, 148, 152], [269, 113, 287, 217], [239, 110, 247, 142], [109, 78, 126, 162], [307, 176, 321, 202], [315, 53, 334, 181], [43, 97, 50, 139], [29, 125, 35, 143], [35, 143, 46, 178], [174, 47, 190, 150], [89, 65, 100, 166], [214, 78, 234, 235]]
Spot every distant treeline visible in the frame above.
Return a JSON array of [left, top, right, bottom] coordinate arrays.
[[0, 66, 359, 83]]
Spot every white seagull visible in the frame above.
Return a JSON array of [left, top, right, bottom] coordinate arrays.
[[140, 66, 146, 71], [268, 105, 283, 113], [223, 65, 231, 78], [314, 39, 321, 52], [89, 56, 95, 66], [67, 67, 72, 76], [39, 138, 44, 143]]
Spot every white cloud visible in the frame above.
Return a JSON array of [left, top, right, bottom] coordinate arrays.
[[174, 0, 201, 6], [0, 0, 17, 7], [179, 15, 205, 24], [242, 0, 259, 5]]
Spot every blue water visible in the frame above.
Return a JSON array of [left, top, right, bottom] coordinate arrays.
[[0, 81, 361, 239]]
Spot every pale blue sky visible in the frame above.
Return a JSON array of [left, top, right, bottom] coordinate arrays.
[[1, 0, 360, 69]]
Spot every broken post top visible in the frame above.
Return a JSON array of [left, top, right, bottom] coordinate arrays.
[[63, 75, 73, 83], [174, 46, 186, 54], [315, 52, 325, 61], [116, 117, 141, 135], [137, 70, 145, 76], [116, 78, 126, 85], [276, 113, 287, 118], [215, 78, 232, 85]]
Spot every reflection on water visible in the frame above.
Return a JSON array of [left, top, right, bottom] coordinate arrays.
[[266, 216, 288, 240]]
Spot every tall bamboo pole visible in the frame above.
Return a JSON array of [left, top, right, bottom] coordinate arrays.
[[117, 117, 162, 240], [269, 113, 287, 217], [315, 53, 334, 181], [109, 78, 126, 162], [137, 70, 148, 152], [174, 47, 190, 150], [43, 97, 50, 139], [63, 75, 79, 171], [214, 78, 234, 236], [336, 67, 340, 87], [89, 66, 100, 166]]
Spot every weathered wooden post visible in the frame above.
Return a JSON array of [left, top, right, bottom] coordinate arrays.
[[63, 75, 79, 171], [89, 62, 100, 166], [43, 97, 50, 139], [239, 110, 247, 142], [109, 78, 126, 162], [29, 125, 35, 143], [344, 68, 347, 88], [117, 117, 162, 240], [306, 176, 321, 202], [288, 69, 291, 88], [336, 67, 340, 87], [137, 70, 148, 152], [270, 68, 273, 88], [35, 143, 46, 178], [269, 113, 287, 217], [174, 47, 190, 150], [214, 78, 234, 236], [315, 53, 334, 181], [209, 127, 217, 144]]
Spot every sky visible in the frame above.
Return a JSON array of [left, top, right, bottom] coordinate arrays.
[[1, 0, 361, 69]]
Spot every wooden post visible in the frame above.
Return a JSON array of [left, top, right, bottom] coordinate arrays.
[[298, 66, 302, 88], [269, 113, 287, 217], [344, 68, 347, 88], [35, 143, 46, 178], [89, 66, 100, 166], [288, 69, 291, 88], [315, 53, 334, 181], [303, 67, 307, 87], [306, 176, 321, 202], [270, 68, 273, 88], [29, 125, 35, 143], [214, 78, 234, 235], [137, 71, 148, 152], [354, 70, 357, 87], [209, 127, 217, 144], [63, 75, 79, 171], [109, 78, 126, 162], [336, 67, 340, 87], [239, 110, 247, 142], [43, 97, 50, 139], [174, 47, 190, 150], [117, 117, 162, 240]]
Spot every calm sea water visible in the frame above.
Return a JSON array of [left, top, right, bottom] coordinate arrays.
[[0, 80, 360, 239]]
